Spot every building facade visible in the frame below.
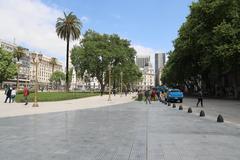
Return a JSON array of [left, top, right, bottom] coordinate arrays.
[[30, 54, 63, 85], [137, 63, 155, 90], [1, 39, 63, 88], [136, 56, 151, 68], [135, 55, 155, 90], [155, 53, 166, 86]]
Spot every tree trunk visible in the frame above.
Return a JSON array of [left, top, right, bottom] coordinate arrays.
[[113, 78, 116, 90], [66, 36, 70, 92], [233, 71, 238, 99]]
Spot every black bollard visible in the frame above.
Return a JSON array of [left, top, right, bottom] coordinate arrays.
[[217, 114, 224, 123], [172, 103, 176, 108], [179, 105, 183, 110], [168, 102, 171, 106], [188, 107, 192, 113], [200, 110, 205, 117]]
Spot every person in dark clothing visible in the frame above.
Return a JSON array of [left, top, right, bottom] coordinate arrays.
[[113, 89, 116, 96], [144, 90, 151, 104], [156, 90, 160, 102], [4, 86, 12, 103], [196, 90, 203, 107]]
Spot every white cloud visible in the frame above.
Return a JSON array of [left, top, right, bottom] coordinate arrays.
[[0, 0, 82, 63]]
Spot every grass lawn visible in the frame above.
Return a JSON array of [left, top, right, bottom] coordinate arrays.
[[15, 92, 100, 103]]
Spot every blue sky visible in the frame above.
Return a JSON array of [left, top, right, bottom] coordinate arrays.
[[0, 0, 193, 63], [43, 0, 193, 52]]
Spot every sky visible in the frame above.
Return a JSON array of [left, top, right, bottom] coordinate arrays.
[[0, 0, 193, 65]]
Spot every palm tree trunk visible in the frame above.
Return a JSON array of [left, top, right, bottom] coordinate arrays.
[[66, 36, 70, 92]]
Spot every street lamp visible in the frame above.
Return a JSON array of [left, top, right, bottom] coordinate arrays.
[[120, 71, 123, 97], [32, 53, 42, 107], [108, 64, 112, 101]]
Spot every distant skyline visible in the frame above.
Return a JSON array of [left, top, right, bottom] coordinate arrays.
[[0, 0, 194, 64]]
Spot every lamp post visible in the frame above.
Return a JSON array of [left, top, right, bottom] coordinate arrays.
[[108, 64, 112, 101], [120, 71, 123, 97], [31, 53, 42, 107]]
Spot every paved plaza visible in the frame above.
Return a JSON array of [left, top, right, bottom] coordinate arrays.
[[0, 100, 240, 160], [182, 97, 240, 124], [0, 91, 134, 118]]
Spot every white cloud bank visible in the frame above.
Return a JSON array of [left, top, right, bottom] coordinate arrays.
[[0, 0, 82, 62]]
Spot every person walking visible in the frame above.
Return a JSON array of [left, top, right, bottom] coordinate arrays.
[[11, 87, 16, 103], [113, 89, 116, 96], [156, 89, 161, 102], [196, 90, 203, 107], [4, 86, 12, 103], [23, 86, 29, 105], [144, 90, 151, 104]]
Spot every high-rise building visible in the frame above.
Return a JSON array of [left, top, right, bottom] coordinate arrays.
[[136, 56, 150, 68], [155, 53, 166, 86]]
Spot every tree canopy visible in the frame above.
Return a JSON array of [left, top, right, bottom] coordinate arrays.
[[162, 0, 240, 97], [0, 48, 17, 83], [49, 71, 65, 89], [71, 30, 142, 94]]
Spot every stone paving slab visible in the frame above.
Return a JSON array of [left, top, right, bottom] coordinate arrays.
[[0, 101, 240, 160]]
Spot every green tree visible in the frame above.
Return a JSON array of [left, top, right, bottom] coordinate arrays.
[[13, 46, 26, 90], [71, 30, 141, 95], [49, 57, 57, 73], [0, 48, 17, 83], [49, 71, 65, 90], [56, 12, 82, 92], [162, 0, 240, 98]]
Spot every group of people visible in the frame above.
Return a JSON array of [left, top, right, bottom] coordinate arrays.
[[4, 85, 30, 105], [4, 86, 16, 103], [142, 89, 166, 104], [140, 88, 204, 107]]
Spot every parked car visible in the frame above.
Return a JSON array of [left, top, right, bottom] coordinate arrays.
[[166, 89, 183, 103]]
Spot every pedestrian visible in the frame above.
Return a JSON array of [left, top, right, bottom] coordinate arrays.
[[144, 90, 151, 104], [23, 85, 29, 105], [196, 90, 203, 107], [11, 87, 16, 103], [125, 90, 128, 96], [113, 89, 116, 96], [151, 89, 156, 101], [156, 89, 161, 102], [4, 86, 12, 103]]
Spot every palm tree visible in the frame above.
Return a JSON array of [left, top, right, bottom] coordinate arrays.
[[50, 57, 57, 73], [56, 12, 82, 92], [13, 46, 26, 90]]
